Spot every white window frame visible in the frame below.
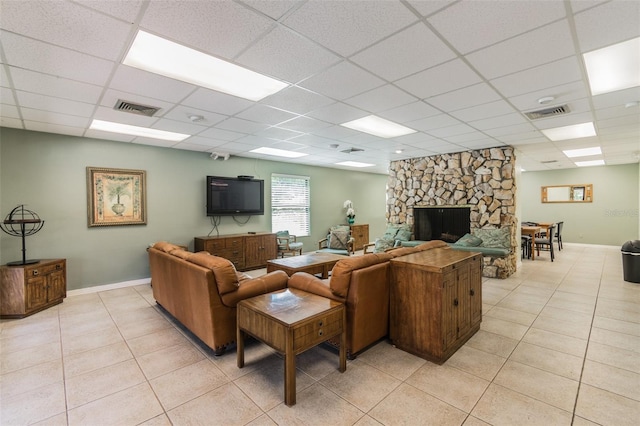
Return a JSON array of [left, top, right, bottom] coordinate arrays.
[[271, 174, 310, 237]]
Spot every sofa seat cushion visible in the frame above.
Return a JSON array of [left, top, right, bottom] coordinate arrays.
[[188, 252, 239, 295], [330, 253, 393, 298]]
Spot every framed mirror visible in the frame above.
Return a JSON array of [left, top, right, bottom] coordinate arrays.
[[541, 184, 593, 203]]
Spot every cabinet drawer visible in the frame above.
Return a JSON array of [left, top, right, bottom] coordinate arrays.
[[205, 240, 226, 251], [225, 238, 243, 249], [28, 262, 64, 277], [293, 309, 342, 350]]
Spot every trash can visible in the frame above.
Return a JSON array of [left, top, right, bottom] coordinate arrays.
[[621, 240, 640, 283]]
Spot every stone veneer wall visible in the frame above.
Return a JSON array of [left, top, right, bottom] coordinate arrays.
[[387, 147, 517, 278]]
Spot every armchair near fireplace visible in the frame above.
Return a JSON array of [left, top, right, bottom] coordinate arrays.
[[363, 223, 412, 254]]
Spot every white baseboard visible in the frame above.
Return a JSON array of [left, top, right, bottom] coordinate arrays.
[[67, 278, 151, 297]]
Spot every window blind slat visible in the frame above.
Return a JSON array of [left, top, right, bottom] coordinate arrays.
[[271, 174, 310, 236]]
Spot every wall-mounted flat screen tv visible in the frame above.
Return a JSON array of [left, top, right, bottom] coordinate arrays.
[[206, 176, 264, 216]]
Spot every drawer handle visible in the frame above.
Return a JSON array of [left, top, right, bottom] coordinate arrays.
[[318, 320, 324, 327], [318, 330, 323, 336], [453, 298, 459, 306], [33, 270, 39, 276], [56, 264, 61, 270], [470, 289, 475, 296]]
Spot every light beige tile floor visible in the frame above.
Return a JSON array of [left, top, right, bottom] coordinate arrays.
[[1, 243, 639, 425]]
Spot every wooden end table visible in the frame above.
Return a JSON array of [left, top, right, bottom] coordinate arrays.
[[237, 288, 346, 406], [266, 252, 345, 278]]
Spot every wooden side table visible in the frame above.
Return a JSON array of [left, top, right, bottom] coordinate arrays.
[[237, 288, 346, 406]]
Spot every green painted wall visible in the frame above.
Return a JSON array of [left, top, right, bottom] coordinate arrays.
[[0, 128, 388, 290], [518, 163, 639, 245]]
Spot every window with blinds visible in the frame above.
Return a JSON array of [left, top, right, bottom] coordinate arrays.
[[271, 174, 310, 236]]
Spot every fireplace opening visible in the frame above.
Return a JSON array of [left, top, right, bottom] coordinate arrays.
[[414, 207, 470, 243]]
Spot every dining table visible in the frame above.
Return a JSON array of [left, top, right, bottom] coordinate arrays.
[[521, 225, 541, 260]]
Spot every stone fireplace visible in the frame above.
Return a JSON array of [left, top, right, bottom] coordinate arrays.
[[386, 147, 517, 278], [414, 207, 470, 243]]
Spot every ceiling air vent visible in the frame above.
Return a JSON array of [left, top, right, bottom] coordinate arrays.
[[524, 104, 570, 120], [114, 99, 161, 117], [340, 147, 365, 154]]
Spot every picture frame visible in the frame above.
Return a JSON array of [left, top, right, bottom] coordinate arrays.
[[87, 167, 147, 227]]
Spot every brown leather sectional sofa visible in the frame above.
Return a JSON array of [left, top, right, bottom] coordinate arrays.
[[148, 239, 448, 357], [148, 242, 288, 355]]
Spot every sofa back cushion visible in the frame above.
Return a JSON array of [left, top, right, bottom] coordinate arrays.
[[188, 252, 239, 295], [330, 252, 393, 298], [153, 241, 182, 253], [414, 240, 449, 251]]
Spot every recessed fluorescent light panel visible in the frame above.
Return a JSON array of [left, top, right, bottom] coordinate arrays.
[[250, 147, 308, 158], [584, 37, 640, 96], [336, 161, 375, 168], [90, 119, 189, 142], [340, 115, 416, 138], [541, 122, 596, 141], [575, 159, 605, 167], [563, 146, 602, 158], [123, 31, 287, 101]]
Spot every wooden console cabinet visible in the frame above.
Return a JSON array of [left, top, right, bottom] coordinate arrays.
[[1, 259, 67, 318], [349, 224, 369, 251], [194, 233, 276, 270], [390, 248, 482, 364]]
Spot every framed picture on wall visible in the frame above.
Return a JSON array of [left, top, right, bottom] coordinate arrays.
[[87, 167, 147, 227]]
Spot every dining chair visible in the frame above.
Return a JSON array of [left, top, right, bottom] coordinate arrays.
[[534, 224, 555, 261], [555, 221, 564, 251]]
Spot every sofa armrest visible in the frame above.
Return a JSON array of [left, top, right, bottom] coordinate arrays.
[[363, 242, 375, 254], [288, 272, 343, 302], [220, 270, 288, 307]]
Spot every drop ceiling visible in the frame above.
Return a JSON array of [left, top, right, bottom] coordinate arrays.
[[1, 0, 638, 175]]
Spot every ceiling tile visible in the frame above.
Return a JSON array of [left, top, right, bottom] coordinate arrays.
[[151, 118, 208, 135], [93, 105, 158, 127], [466, 20, 575, 79], [24, 121, 85, 136], [490, 56, 583, 98], [237, 26, 341, 83], [216, 117, 269, 134], [1, 31, 114, 86], [378, 101, 441, 123], [198, 127, 245, 141], [299, 61, 385, 100], [181, 88, 254, 116], [77, 0, 146, 22], [306, 102, 367, 124], [236, 104, 299, 125], [484, 123, 538, 138], [350, 23, 456, 81], [0, 0, 132, 60], [15, 91, 95, 117], [1, 87, 16, 106], [253, 126, 304, 140], [178, 136, 227, 149], [426, 83, 502, 111], [109, 66, 196, 103], [427, 0, 566, 54], [574, 0, 640, 52], [0, 104, 20, 119], [7, 67, 102, 104], [406, 0, 454, 17], [468, 112, 529, 131], [21, 107, 89, 127], [283, 0, 418, 56], [429, 123, 477, 138], [406, 114, 461, 132], [142, 0, 274, 60], [450, 100, 518, 122], [261, 86, 334, 115], [277, 116, 332, 132], [239, 0, 302, 21], [395, 59, 483, 99], [344, 84, 417, 113]]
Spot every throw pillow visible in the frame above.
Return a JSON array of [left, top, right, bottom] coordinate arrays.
[[395, 228, 412, 242], [374, 237, 395, 253], [472, 227, 510, 248], [329, 229, 349, 250], [456, 233, 483, 247]]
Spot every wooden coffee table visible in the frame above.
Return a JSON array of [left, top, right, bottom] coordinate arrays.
[[237, 288, 346, 406], [266, 252, 345, 278]]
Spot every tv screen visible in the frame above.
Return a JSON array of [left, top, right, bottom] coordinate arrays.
[[206, 176, 264, 216]]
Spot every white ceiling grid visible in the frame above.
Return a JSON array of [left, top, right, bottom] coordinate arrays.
[[0, 0, 638, 174]]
